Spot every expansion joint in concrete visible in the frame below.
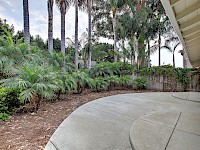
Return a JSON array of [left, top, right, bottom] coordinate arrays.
[[50, 140, 60, 150], [164, 112, 182, 150]]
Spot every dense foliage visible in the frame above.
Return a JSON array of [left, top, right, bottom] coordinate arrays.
[[136, 65, 198, 90], [0, 87, 20, 121], [89, 62, 133, 78]]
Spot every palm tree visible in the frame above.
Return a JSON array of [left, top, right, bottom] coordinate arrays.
[[66, 31, 88, 67], [56, 0, 70, 55], [48, 0, 54, 53], [162, 36, 181, 68], [74, 0, 79, 69], [149, 1, 172, 66], [109, 0, 126, 62], [87, 0, 92, 69], [23, 0, 30, 43]]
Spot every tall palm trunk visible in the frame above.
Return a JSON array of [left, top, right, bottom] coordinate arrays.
[[147, 39, 150, 67], [130, 33, 135, 65], [112, 15, 117, 62], [61, 13, 66, 55], [56, 0, 69, 56], [48, 0, 54, 53], [75, 0, 79, 69], [23, 0, 30, 43], [173, 52, 175, 68], [122, 39, 126, 63], [158, 30, 161, 66], [87, 0, 92, 69]]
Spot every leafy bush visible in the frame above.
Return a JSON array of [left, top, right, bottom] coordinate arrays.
[[72, 70, 95, 94], [89, 62, 113, 78], [90, 62, 133, 78], [136, 66, 198, 91], [175, 68, 197, 90], [0, 63, 61, 110], [136, 65, 174, 77], [0, 87, 20, 121], [133, 77, 148, 90], [119, 76, 133, 88], [105, 75, 120, 90], [113, 62, 133, 76], [93, 78, 108, 92]]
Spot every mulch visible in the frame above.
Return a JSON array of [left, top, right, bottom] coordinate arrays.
[[0, 89, 156, 150]]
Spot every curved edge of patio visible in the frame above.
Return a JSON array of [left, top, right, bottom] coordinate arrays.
[[44, 92, 200, 150], [171, 92, 200, 103]]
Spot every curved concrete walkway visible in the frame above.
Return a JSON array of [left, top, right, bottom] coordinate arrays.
[[45, 92, 200, 150], [172, 92, 200, 103]]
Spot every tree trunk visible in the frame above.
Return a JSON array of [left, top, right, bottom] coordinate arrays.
[[75, 0, 79, 70], [87, 0, 92, 69], [158, 30, 161, 66], [48, 0, 53, 53], [147, 39, 150, 67], [113, 16, 117, 62], [122, 39, 126, 63], [23, 0, 30, 43], [133, 33, 137, 66], [130, 34, 135, 65], [173, 52, 175, 68], [61, 13, 65, 55]]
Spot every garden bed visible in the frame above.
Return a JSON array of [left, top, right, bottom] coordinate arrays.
[[0, 89, 157, 150]]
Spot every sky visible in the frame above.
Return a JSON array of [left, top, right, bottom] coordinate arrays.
[[0, 0, 183, 67]]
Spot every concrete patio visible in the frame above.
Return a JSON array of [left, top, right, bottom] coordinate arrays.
[[45, 92, 200, 150]]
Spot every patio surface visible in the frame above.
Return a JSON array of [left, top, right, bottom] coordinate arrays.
[[45, 92, 200, 150]]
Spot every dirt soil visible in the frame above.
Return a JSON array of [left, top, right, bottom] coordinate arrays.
[[0, 90, 156, 150]]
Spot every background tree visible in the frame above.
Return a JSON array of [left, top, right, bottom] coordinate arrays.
[[93, 0, 127, 63], [53, 38, 61, 52], [0, 18, 14, 36], [48, 0, 54, 53], [23, 0, 30, 43], [31, 35, 46, 50], [162, 35, 181, 68], [13, 31, 24, 44], [108, 0, 126, 62], [149, 1, 173, 66], [92, 43, 114, 62], [56, 0, 70, 55]]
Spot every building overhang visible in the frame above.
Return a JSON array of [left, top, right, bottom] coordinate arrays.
[[161, 0, 200, 67]]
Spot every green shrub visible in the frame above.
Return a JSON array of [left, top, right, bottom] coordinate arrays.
[[133, 77, 148, 90], [0, 87, 20, 121], [0, 63, 61, 110], [136, 66, 198, 91], [105, 75, 120, 90], [94, 78, 108, 92], [175, 68, 197, 90], [90, 62, 133, 78], [113, 62, 133, 76], [72, 70, 95, 93], [119, 76, 133, 88]]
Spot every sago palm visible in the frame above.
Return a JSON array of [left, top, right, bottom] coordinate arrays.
[[0, 63, 60, 110], [105, 75, 120, 90], [94, 77, 108, 92], [72, 70, 94, 93]]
